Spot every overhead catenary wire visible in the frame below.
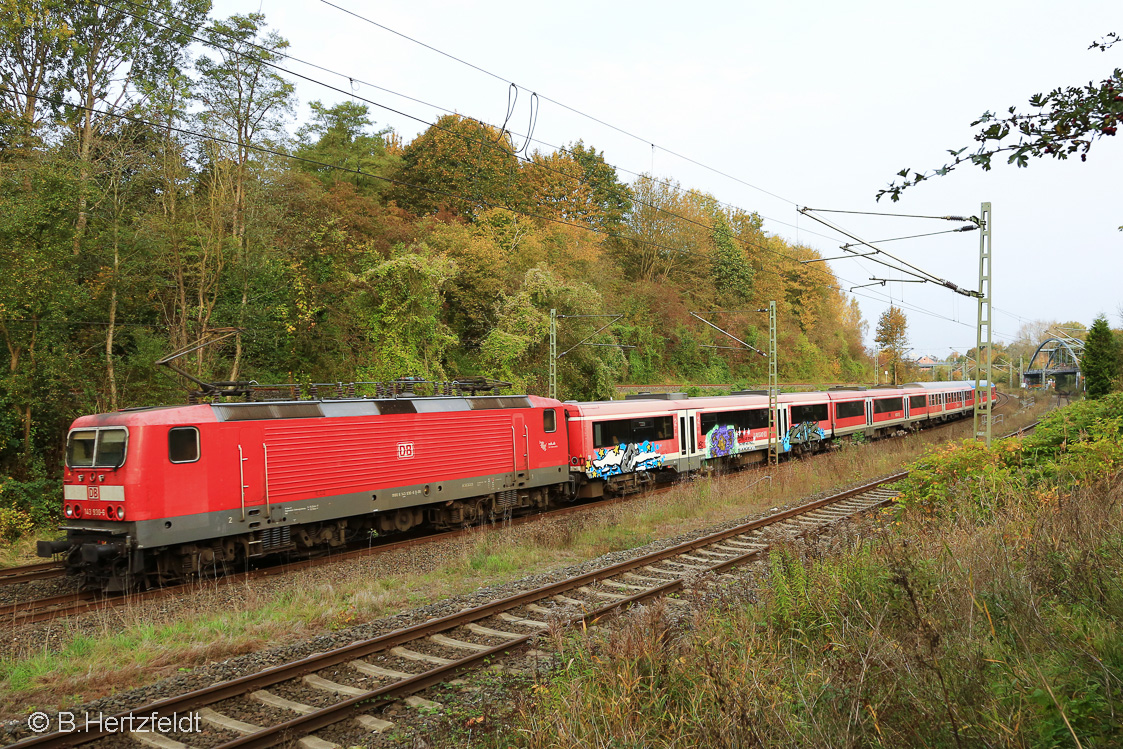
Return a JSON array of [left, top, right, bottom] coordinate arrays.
[[102, 0, 845, 249], [802, 208, 974, 221], [11, 0, 1014, 347], [317, 0, 800, 208], [798, 207, 981, 298]]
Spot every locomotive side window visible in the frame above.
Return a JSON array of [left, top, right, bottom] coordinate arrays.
[[169, 427, 200, 463], [790, 404, 828, 423], [66, 427, 128, 468], [835, 401, 865, 419], [543, 409, 557, 433]]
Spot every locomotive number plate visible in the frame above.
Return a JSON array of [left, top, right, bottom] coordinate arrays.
[[87, 485, 100, 500], [397, 442, 415, 459]]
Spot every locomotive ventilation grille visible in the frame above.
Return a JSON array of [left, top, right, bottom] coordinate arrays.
[[260, 525, 291, 551]]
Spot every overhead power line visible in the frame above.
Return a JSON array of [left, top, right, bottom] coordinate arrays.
[[8, 1, 1007, 345], [101, 0, 841, 248], [316, 0, 800, 208]]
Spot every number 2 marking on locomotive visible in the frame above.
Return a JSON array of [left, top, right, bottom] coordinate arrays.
[[397, 442, 415, 459]]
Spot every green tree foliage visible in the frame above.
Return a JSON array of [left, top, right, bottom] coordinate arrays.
[[294, 100, 397, 196], [0, 0, 71, 132], [352, 244, 458, 382], [710, 214, 754, 304], [1083, 314, 1119, 398], [879, 33, 1122, 205]]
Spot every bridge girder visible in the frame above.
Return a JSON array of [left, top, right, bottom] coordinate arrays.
[[1024, 336, 1084, 386]]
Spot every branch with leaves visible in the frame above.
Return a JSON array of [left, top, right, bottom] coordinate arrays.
[[877, 33, 1122, 204]]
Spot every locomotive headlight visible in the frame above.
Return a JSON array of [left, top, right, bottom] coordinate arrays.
[[64, 504, 72, 517], [117, 506, 125, 520]]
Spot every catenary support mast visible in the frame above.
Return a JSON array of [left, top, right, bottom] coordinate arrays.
[[973, 202, 993, 446]]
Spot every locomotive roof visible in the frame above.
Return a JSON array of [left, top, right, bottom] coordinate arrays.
[[210, 394, 544, 421], [72, 394, 558, 427]]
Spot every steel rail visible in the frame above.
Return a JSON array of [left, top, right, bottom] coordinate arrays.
[[6, 474, 905, 749], [216, 488, 908, 749], [0, 491, 653, 627], [0, 562, 65, 587]]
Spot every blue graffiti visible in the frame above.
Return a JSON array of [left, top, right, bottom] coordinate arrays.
[[585, 440, 665, 479], [782, 422, 826, 452]]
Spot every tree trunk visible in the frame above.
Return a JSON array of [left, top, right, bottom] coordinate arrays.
[[72, 85, 94, 255], [106, 222, 119, 411]]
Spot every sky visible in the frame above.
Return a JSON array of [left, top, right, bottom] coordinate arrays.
[[210, 0, 1122, 360]]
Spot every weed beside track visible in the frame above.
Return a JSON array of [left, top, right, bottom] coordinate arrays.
[[474, 396, 1121, 749]]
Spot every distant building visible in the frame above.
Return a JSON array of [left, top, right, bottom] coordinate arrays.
[[915, 355, 938, 371]]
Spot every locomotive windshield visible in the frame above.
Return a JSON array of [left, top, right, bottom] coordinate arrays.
[[66, 428, 128, 468]]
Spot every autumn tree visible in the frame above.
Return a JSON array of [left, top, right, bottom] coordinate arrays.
[[1083, 314, 1119, 397], [621, 176, 710, 286], [568, 141, 632, 232], [391, 114, 524, 218], [874, 305, 909, 385], [58, 0, 208, 253], [879, 33, 1122, 210]]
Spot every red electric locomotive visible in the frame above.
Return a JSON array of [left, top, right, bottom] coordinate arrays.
[[40, 394, 571, 590]]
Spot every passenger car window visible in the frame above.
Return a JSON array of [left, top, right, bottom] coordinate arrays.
[[169, 427, 200, 463]]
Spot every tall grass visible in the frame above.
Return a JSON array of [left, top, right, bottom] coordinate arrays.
[[494, 399, 1120, 748]]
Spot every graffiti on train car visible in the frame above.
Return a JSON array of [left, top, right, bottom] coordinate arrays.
[[585, 441, 665, 479]]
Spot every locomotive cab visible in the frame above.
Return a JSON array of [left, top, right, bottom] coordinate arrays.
[[38, 425, 137, 590]]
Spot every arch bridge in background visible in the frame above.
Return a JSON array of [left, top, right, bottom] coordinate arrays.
[[1023, 335, 1084, 390]]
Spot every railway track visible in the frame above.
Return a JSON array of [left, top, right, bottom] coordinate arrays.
[[0, 492, 646, 627], [6, 475, 906, 749], [0, 562, 65, 587]]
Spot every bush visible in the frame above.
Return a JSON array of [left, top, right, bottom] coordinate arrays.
[[0, 505, 34, 543], [0, 467, 60, 528]]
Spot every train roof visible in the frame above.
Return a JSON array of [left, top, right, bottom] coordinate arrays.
[[71, 394, 564, 427], [905, 381, 993, 389]]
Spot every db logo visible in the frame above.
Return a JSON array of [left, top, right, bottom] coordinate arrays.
[[396, 442, 415, 459], [87, 485, 100, 500]]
